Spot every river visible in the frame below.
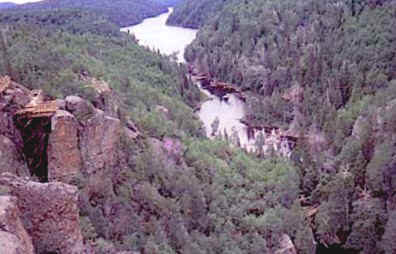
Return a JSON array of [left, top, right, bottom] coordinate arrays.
[[121, 8, 197, 63], [121, 8, 276, 153]]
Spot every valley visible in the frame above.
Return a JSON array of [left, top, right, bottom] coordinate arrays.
[[0, 1, 395, 254]]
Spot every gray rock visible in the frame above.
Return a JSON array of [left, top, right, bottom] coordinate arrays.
[[0, 173, 84, 254], [65, 95, 96, 124], [0, 135, 29, 177], [80, 111, 121, 175], [275, 234, 297, 254], [0, 196, 34, 254]]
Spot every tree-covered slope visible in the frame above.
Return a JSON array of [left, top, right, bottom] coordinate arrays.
[[166, 0, 232, 28], [181, 0, 396, 253], [4, 0, 169, 27], [0, 14, 314, 253], [186, 0, 396, 127], [0, 9, 121, 36]]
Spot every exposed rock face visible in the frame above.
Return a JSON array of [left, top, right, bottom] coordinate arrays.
[[80, 110, 122, 175], [0, 77, 31, 177], [0, 196, 34, 254], [48, 110, 82, 183], [0, 135, 30, 177], [275, 234, 297, 254], [65, 95, 96, 123], [0, 173, 84, 254]]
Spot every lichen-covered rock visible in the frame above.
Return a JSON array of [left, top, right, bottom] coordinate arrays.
[[48, 110, 82, 183], [0, 135, 30, 177], [65, 95, 96, 123], [79, 110, 122, 175], [0, 196, 34, 254], [0, 173, 84, 254]]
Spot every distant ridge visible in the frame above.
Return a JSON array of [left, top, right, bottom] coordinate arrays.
[[2, 0, 170, 27], [0, 2, 17, 9]]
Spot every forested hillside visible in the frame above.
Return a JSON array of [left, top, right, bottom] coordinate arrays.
[[2, 0, 169, 27], [183, 0, 396, 253], [0, 3, 314, 254], [0, 9, 121, 36], [166, 0, 231, 28]]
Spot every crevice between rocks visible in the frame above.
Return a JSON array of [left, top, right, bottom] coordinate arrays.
[[14, 115, 51, 182]]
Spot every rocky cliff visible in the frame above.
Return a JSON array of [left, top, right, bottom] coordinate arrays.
[[0, 75, 141, 253]]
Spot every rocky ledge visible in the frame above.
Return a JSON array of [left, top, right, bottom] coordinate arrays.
[[0, 76, 142, 253]]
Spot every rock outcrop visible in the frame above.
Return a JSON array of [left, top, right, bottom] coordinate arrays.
[[0, 196, 34, 254], [0, 173, 84, 254], [79, 110, 122, 175], [0, 135, 30, 177], [275, 234, 297, 254], [48, 110, 82, 183], [0, 77, 141, 252], [0, 76, 30, 177]]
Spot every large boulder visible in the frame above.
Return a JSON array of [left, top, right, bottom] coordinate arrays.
[[47, 110, 82, 183], [65, 95, 96, 124], [0, 135, 29, 177], [0, 173, 84, 254], [0, 196, 34, 254], [79, 110, 122, 175]]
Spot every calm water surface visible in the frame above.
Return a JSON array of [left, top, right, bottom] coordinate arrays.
[[121, 8, 197, 63], [122, 9, 252, 149]]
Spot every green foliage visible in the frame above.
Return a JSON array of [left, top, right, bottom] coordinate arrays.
[[6, 0, 396, 252], [167, 0, 234, 29], [4, 0, 169, 27], [185, 0, 396, 130], [0, 24, 202, 138], [345, 197, 387, 253], [314, 172, 355, 245], [365, 141, 393, 196], [0, 9, 121, 36]]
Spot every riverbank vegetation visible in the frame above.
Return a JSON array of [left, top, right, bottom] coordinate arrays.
[[166, 0, 232, 28], [1, 0, 170, 27]]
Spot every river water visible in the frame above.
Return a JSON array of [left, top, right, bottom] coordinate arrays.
[[121, 8, 197, 63], [121, 8, 260, 152]]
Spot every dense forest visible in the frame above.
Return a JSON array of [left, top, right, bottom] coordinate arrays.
[[1, 0, 396, 253], [1, 0, 171, 27], [0, 1, 307, 253], [183, 0, 396, 253], [166, 0, 232, 28]]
